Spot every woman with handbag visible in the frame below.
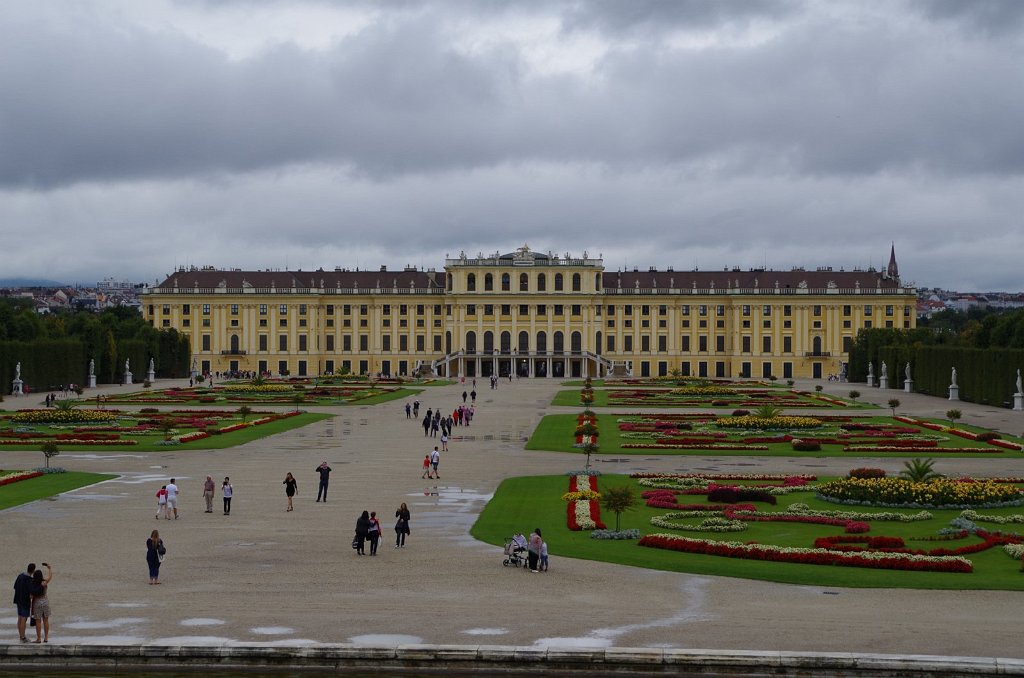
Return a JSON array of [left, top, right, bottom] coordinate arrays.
[[354, 510, 370, 555], [147, 529, 165, 584], [367, 511, 382, 556]]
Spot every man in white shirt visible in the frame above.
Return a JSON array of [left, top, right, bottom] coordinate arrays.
[[165, 478, 179, 519], [429, 447, 440, 479]]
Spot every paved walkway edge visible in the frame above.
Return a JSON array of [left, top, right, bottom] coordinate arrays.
[[2, 644, 1023, 676]]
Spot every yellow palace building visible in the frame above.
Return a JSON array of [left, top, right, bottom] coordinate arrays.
[[143, 245, 914, 380]]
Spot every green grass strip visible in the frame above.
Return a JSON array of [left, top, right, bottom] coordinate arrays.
[[0, 472, 116, 511]]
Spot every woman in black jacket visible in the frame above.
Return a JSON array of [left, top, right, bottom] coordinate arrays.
[[354, 510, 370, 555], [394, 502, 411, 548]]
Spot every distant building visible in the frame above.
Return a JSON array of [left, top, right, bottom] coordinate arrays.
[[143, 245, 916, 380]]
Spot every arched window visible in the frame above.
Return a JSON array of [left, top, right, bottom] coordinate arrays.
[[467, 273, 476, 292], [484, 331, 494, 353], [484, 273, 494, 291], [595, 273, 601, 291], [518, 331, 529, 352], [536, 331, 547, 353], [445, 331, 452, 354], [230, 335, 240, 353], [520, 273, 529, 292], [465, 331, 477, 353], [447, 276, 452, 292], [501, 273, 511, 291], [813, 336, 823, 355], [595, 331, 602, 355], [553, 331, 564, 353], [554, 273, 564, 291], [572, 273, 581, 291], [537, 273, 546, 291], [571, 331, 582, 353], [500, 331, 511, 354]]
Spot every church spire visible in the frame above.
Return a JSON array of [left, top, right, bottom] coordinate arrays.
[[886, 242, 899, 280]]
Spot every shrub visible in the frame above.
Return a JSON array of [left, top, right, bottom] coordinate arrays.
[[848, 390, 861, 401], [140, 407, 159, 414], [976, 431, 1000, 441], [848, 468, 887, 479], [731, 409, 750, 417], [791, 439, 821, 452], [591, 529, 641, 540]]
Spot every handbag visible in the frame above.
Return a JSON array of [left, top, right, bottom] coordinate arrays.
[[351, 535, 359, 549]]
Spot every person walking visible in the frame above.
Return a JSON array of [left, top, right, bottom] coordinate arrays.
[[155, 485, 168, 519], [354, 510, 370, 555], [222, 477, 233, 515], [202, 475, 215, 513], [421, 414, 430, 436], [430, 446, 441, 478], [367, 511, 382, 556], [283, 472, 298, 511], [405, 402, 412, 419], [462, 390, 467, 403], [315, 461, 332, 502], [421, 454, 431, 479], [394, 502, 411, 548], [440, 432, 448, 452], [528, 528, 543, 573], [146, 531, 165, 585], [540, 539, 549, 572], [13, 563, 36, 642], [470, 389, 476, 404], [29, 564, 53, 643], [165, 478, 179, 520]]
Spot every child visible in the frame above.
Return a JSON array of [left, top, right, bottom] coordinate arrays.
[[421, 454, 431, 479], [155, 485, 168, 519], [440, 432, 449, 452], [540, 540, 549, 572]]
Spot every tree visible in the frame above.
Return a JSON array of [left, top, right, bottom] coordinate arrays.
[[946, 409, 962, 425], [40, 441, 59, 469], [899, 458, 943, 483], [888, 398, 900, 417], [237, 405, 252, 422], [815, 384, 823, 392], [601, 485, 637, 532], [848, 390, 861, 402]]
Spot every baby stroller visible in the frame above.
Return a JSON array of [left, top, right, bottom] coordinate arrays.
[[502, 535, 527, 568]]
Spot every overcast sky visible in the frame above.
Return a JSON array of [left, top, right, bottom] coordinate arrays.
[[2, 0, 1022, 291]]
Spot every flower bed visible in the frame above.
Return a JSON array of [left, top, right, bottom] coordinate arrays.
[[11, 409, 118, 424], [0, 470, 44, 487], [565, 474, 606, 531], [638, 534, 973, 573], [816, 477, 1024, 507]]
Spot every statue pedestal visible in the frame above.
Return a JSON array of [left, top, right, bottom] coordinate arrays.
[[124, 372, 133, 386], [867, 376, 875, 388], [948, 385, 959, 401], [904, 379, 913, 393], [1014, 393, 1023, 412], [88, 375, 96, 388], [11, 379, 23, 396], [147, 369, 155, 383], [879, 376, 888, 390]]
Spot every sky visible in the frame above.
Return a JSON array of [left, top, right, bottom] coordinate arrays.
[[1, 0, 1022, 291]]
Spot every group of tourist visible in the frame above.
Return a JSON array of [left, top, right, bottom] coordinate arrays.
[[511, 529, 548, 573], [155, 476, 233, 518], [12, 563, 53, 643], [353, 503, 413, 555]]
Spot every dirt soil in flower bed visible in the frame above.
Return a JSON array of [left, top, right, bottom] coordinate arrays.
[[526, 413, 1024, 458]]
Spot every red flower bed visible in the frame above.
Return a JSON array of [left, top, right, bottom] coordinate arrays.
[[990, 439, 1023, 451], [722, 507, 869, 534], [638, 534, 972, 573], [0, 470, 43, 487], [814, 531, 1023, 557]]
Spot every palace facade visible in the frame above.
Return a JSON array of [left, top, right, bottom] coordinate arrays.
[[143, 245, 915, 380]]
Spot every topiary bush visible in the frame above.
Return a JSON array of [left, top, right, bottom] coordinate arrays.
[[791, 439, 822, 452], [731, 409, 750, 417], [707, 485, 778, 505], [976, 431, 1000, 441], [848, 467, 887, 479]]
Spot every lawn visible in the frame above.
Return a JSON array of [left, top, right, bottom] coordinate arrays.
[[91, 385, 422, 407], [0, 410, 332, 452], [525, 413, 1022, 458], [471, 474, 1024, 590], [0, 472, 116, 510]]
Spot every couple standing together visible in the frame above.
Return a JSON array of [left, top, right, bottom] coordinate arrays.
[[353, 503, 411, 554]]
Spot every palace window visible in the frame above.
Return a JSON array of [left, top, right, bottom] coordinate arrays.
[[537, 273, 546, 291], [501, 273, 510, 291], [484, 273, 493, 291], [520, 273, 529, 291], [572, 273, 581, 291], [554, 273, 564, 291]]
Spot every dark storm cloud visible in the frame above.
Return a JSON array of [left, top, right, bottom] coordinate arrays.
[[913, 0, 1024, 36], [559, 0, 802, 35]]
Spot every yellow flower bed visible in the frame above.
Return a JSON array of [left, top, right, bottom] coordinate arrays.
[[561, 490, 601, 502], [672, 386, 733, 396], [10, 409, 118, 424], [715, 415, 823, 429], [817, 477, 1023, 506]]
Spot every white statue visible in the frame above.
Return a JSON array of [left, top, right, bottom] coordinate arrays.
[[1017, 369, 1022, 396], [951, 367, 957, 386], [905, 362, 911, 381], [89, 358, 95, 377], [881, 362, 888, 379], [867, 362, 874, 378], [14, 362, 20, 381], [125, 358, 131, 373], [149, 358, 155, 373]]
